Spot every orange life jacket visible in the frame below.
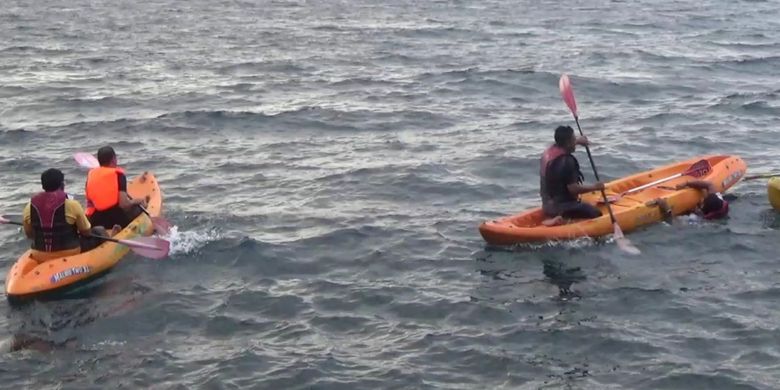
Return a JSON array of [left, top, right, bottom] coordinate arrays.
[[85, 167, 125, 216]]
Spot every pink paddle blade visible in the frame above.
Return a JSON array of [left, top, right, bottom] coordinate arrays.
[[684, 159, 712, 178], [612, 222, 641, 255], [559, 74, 578, 117], [74, 152, 99, 169], [119, 236, 170, 259], [0, 215, 10, 224], [151, 217, 172, 235]]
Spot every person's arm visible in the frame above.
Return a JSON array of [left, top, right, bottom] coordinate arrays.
[[568, 181, 605, 195], [646, 198, 674, 224], [676, 179, 716, 194], [559, 156, 604, 195], [68, 200, 93, 237], [22, 203, 33, 238], [117, 173, 146, 210], [575, 136, 590, 147]]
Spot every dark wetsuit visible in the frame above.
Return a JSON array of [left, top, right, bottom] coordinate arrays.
[[542, 154, 602, 219]]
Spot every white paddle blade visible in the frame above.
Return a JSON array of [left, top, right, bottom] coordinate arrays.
[[612, 222, 641, 255]]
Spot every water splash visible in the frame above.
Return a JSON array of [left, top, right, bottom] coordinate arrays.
[[511, 236, 600, 251], [162, 225, 221, 256]]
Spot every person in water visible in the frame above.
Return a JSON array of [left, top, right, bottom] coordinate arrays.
[[646, 179, 730, 222], [85, 146, 146, 230], [22, 169, 107, 262], [540, 125, 605, 224]]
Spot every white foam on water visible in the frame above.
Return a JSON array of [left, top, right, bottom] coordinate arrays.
[[94, 340, 127, 347], [513, 236, 599, 251], [162, 225, 222, 256]]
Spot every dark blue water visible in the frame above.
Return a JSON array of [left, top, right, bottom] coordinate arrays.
[[2, 0, 780, 388]]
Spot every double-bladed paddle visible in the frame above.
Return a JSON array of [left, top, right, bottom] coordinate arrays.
[[559, 74, 641, 255], [0, 215, 170, 259]]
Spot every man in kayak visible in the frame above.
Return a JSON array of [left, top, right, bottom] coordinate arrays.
[[646, 179, 730, 222], [85, 146, 146, 230], [22, 169, 107, 262], [540, 125, 605, 225]]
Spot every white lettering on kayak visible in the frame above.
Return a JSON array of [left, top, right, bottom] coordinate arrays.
[[50, 266, 92, 284], [721, 170, 744, 190]]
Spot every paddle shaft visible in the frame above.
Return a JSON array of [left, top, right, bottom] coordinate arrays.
[[2, 221, 148, 251], [2, 219, 154, 250], [90, 234, 157, 249], [92, 235, 123, 245], [624, 173, 683, 195], [572, 117, 618, 224], [744, 174, 779, 181]]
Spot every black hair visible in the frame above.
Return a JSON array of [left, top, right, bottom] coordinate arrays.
[[41, 168, 64, 192], [554, 125, 575, 147], [701, 193, 723, 215], [97, 146, 116, 166]]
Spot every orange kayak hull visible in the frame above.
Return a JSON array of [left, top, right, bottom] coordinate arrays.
[[5, 172, 163, 302], [479, 155, 747, 245]]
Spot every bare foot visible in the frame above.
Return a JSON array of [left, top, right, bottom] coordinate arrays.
[[542, 216, 564, 227]]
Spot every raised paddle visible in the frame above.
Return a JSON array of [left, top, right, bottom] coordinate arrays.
[[559, 74, 640, 255], [0, 216, 170, 259], [73, 152, 171, 234]]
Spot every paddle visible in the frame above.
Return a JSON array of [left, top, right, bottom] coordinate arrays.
[[0, 216, 170, 259], [559, 74, 640, 255], [600, 159, 712, 203], [743, 173, 780, 181], [73, 152, 171, 234]]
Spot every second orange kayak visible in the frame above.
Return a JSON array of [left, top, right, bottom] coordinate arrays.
[[479, 155, 746, 245]]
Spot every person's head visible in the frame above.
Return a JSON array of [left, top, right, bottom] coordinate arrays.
[[701, 193, 728, 219], [41, 168, 65, 192], [97, 146, 117, 167], [554, 125, 576, 152]]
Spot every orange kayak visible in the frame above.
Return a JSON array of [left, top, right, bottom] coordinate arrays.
[[479, 155, 746, 245], [5, 171, 163, 303]]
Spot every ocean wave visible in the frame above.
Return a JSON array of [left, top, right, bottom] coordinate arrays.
[[0, 45, 70, 55], [216, 61, 314, 76], [154, 107, 452, 133]]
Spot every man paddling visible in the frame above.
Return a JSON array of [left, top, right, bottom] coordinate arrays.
[[540, 125, 605, 224], [85, 146, 146, 230], [22, 169, 107, 262], [646, 179, 730, 222]]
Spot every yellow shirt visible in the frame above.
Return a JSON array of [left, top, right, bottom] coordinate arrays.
[[22, 199, 91, 262]]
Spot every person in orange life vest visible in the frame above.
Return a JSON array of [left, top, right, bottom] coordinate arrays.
[[646, 179, 730, 223], [540, 125, 605, 225], [85, 146, 147, 230], [22, 169, 108, 262]]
